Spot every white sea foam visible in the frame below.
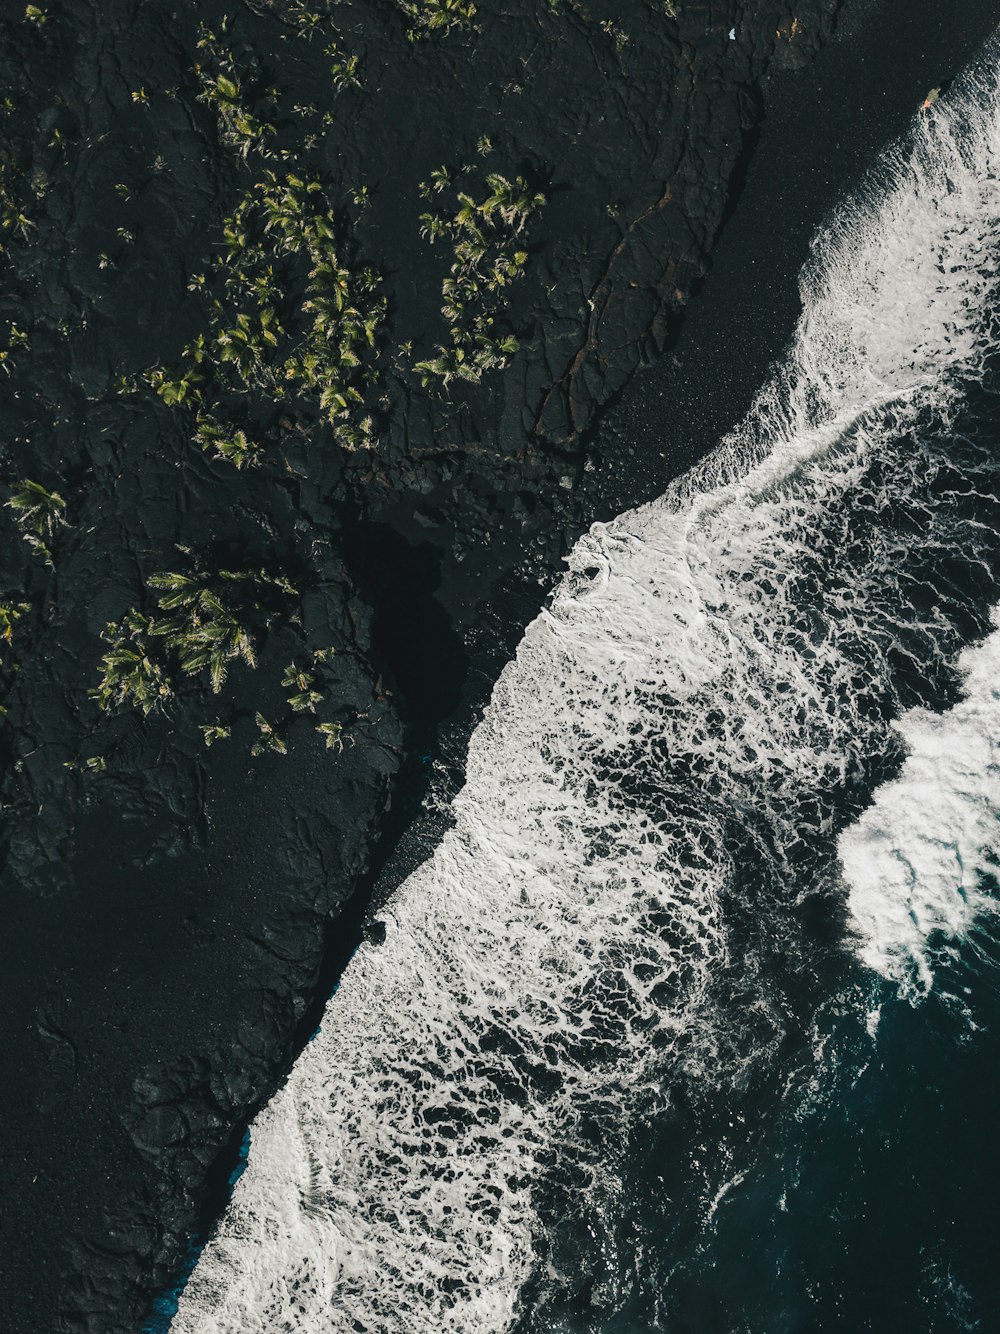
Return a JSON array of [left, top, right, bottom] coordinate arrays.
[[841, 617, 1000, 993], [173, 53, 1000, 1334]]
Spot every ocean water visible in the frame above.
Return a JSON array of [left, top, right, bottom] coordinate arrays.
[[171, 40, 1000, 1334]]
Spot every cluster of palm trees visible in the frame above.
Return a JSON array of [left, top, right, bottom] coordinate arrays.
[[282, 659, 324, 713], [193, 413, 262, 469], [0, 93, 37, 263], [326, 38, 361, 93], [194, 22, 277, 160], [93, 21, 546, 766], [260, 169, 386, 443], [212, 652, 351, 758], [93, 571, 357, 760], [146, 330, 208, 407], [283, 650, 353, 749], [147, 158, 386, 455], [144, 26, 387, 454], [414, 168, 543, 387], [92, 609, 174, 716], [94, 30, 386, 758], [229, 651, 352, 757], [93, 564, 296, 715], [398, 0, 478, 37]]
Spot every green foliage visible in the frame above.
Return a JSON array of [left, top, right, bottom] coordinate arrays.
[[150, 168, 385, 449], [480, 172, 545, 230], [398, 0, 477, 37], [413, 167, 543, 387], [6, 477, 67, 561], [0, 598, 29, 644], [149, 368, 204, 405], [315, 720, 345, 751], [147, 336, 208, 405], [139, 24, 385, 460], [146, 568, 277, 693], [93, 567, 351, 761], [326, 39, 361, 92], [216, 306, 284, 378], [94, 563, 297, 714], [282, 660, 324, 713], [92, 609, 174, 715], [194, 413, 262, 469], [281, 651, 351, 753], [194, 24, 277, 159], [251, 711, 287, 755]]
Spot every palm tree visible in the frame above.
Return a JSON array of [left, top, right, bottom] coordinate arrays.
[[93, 612, 173, 715], [6, 478, 67, 539], [401, 0, 477, 34], [252, 712, 287, 756], [419, 212, 447, 243], [413, 345, 477, 387], [282, 662, 324, 713], [147, 571, 259, 694], [194, 414, 262, 469], [316, 721, 346, 752], [149, 363, 206, 406], [0, 598, 29, 644], [482, 173, 545, 230]]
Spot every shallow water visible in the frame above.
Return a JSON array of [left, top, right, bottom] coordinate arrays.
[[170, 35, 1000, 1334]]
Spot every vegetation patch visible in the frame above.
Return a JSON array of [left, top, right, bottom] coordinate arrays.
[[0, 597, 28, 645], [193, 20, 278, 161], [397, 0, 478, 39], [93, 560, 298, 715], [413, 165, 544, 388], [6, 477, 68, 564], [93, 557, 357, 759], [144, 26, 386, 459]]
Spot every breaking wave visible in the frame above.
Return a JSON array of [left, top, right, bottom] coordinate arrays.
[[172, 46, 1000, 1334], [841, 615, 1000, 994]]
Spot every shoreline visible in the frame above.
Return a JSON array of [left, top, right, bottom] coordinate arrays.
[[165, 2, 1000, 1324], [596, 0, 1000, 514], [170, 0, 1000, 1308], [357, 0, 1000, 931], [2, 2, 998, 1329]]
